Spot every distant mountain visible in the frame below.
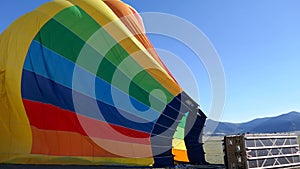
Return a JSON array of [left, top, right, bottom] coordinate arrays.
[[204, 111, 300, 135]]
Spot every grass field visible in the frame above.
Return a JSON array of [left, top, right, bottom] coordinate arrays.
[[203, 136, 224, 164], [203, 135, 300, 165]]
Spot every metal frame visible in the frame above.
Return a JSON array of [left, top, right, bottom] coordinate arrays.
[[224, 133, 300, 169]]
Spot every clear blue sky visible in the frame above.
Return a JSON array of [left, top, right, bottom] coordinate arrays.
[[1, 0, 300, 123]]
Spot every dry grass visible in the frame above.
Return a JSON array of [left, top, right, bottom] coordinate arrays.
[[203, 136, 224, 164]]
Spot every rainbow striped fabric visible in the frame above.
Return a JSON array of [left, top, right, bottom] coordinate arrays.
[[0, 0, 199, 167]]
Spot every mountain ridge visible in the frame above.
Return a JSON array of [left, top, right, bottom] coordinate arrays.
[[205, 111, 300, 135]]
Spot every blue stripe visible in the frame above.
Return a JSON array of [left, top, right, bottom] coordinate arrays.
[[23, 40, 161, 122], [21, 69, 154, 133], [151, 93, 186, 166], [23, 40, 74, 87]]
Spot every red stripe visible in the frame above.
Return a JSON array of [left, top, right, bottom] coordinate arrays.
[[23, 99, 150, 144]]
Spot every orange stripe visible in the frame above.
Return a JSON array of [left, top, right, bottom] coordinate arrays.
[[30, 126, 153, 158], [31, 126, 119, 157], [172, 149, 189, 162]]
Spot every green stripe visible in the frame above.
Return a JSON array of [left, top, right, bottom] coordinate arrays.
[[178, 115, 187, 128], [34, 19, 85, 62], [104, 42, 129, 66], [173, 115, 187, 139], [132, 70, 173, 103], [97, 57, 116, 83], [54, 6, 100, 41], [174, 126, 184, 139], [35, 6, 175, 111], [103, 43, 174, 105]]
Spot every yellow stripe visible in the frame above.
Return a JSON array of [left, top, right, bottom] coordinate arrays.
[[69, 0, 182, 96], [1, 154, 153, 166], [0, 0, 73, 161], [172, 138, 187, 150], [90, 137, 153, 158]]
